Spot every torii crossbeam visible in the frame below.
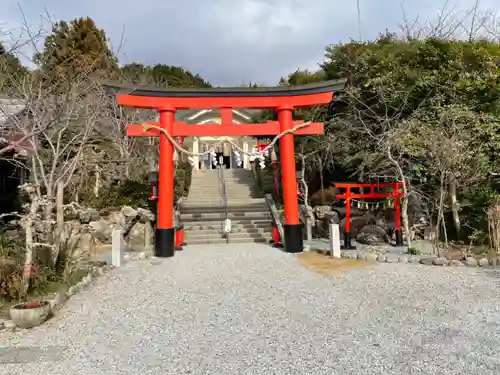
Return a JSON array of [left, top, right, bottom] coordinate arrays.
[[104, 79, 345, 257]]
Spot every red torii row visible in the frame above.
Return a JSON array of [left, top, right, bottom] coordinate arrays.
[[104, 80, 345, 257]]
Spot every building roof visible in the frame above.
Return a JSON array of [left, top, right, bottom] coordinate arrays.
[[175, 108, 262, 122], [0, 98, 26, 127]]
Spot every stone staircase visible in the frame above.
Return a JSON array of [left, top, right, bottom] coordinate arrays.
[[181, 169, 272, 245]]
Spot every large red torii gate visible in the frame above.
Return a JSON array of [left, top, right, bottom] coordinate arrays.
[[105, 80, 345, 257]]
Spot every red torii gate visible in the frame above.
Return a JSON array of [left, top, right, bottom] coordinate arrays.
[[335, 182, 405, 249], [105, 80, 345, 257]]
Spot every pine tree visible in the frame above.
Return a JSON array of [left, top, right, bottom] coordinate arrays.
[[35, 17, 117, 81], [0, 42, 29, 94]]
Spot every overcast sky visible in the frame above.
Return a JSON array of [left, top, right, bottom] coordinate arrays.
[[0, 0, 497, 86]]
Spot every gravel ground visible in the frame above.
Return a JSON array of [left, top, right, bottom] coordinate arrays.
[[1, 243, 500, 375]]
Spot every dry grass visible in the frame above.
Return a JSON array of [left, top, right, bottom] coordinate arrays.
[[297, 251, 373, 276]]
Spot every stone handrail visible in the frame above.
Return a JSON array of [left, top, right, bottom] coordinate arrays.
[[264, 193, 285, 242]]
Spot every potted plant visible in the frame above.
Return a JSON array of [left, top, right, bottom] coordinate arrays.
[[9, 300, 51, 329]]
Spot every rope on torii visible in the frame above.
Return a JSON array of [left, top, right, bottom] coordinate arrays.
[[142, 122, 312, 168]]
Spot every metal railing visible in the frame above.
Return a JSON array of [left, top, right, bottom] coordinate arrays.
[[218, 165, 230, 244]]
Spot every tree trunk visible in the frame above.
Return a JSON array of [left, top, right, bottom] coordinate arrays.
[[449, 175, 460, 240], [317, 156, 325, 204], [401, 192, 412, 248], [300, 155, 312, 242], [52, 181, 65, 267], [435, 172, 447, 256], [22, 187, 40, 296], [93, 165, 100, 197], [386, 146, 412, 248]]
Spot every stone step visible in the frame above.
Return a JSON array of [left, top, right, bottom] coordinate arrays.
[[185, 234, 271, 246], [182, 201, 264, 207], [183, 197, 265, 203], [186, 195, 262, 201], [183, 237, 271, 245], [183, 220, 270, 230], [184, 227, 270, 236], [181, 211, 270, 221], [181, 204, 267, 213]]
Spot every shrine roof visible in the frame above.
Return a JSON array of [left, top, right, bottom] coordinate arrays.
[[103, 79, 345, 98]]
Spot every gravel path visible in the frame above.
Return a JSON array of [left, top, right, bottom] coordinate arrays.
[[1, 243, 500, 374]]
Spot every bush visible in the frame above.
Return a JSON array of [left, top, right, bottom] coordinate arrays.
[[310, 187, 338, 206], [174, 161, 193, 201], [83, 179, 151, 209], [79, 162, 193, 210]]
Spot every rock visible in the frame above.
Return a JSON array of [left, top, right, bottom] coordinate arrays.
[[366, 253, 378, 262], [377, 254, 387, 262], [408, 256, 420, 264], [137, 208, 155, 223], [4, 320, 16, 330], [433, 257, 449, 266], [357, 251, 367, 260], [78, 209, 100, 224], [331, 206, 364, 219], [312, 206, 341, 238], [51, 289, 68, 309], [398, 256, 408, 263], [138, 251, 146, 260], [339, 215, 376, 238], [356, 225, 390, 245], [466, 257, 478, 267], [419, 257, 437, 265], [313, 205, 331, 220], [346, 251, 357, 259], [450, 260, 464, 267], [121, 206, 138, 221], [83, 274, 93, 285], [89, 219, 113, 242], [385, 254, 399, 263], [478, 258, 490, 267]]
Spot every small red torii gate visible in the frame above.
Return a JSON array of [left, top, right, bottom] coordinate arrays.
[[335, 182, 405, 249], [105, 80, 345, 257]]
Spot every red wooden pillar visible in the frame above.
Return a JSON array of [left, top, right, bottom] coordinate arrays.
[[394, 183, 403, 246], [156, 106, 176, 257], [342, 187, 356, 249], [277, 105, 302, 252]]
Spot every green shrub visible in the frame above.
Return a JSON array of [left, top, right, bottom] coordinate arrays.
[[310, 187, 338, 206], [407, 247, 420, 255]]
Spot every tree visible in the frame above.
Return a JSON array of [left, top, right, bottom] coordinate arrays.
[[34, 17, 117, 82], [0, 42, 29, 94], [320, 34, 500, 244], [121, 63, 211, 88]]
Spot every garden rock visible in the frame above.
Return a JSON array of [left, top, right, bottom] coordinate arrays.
[[366, 253, 378, 262], [356, 224, 390, 245], [420, 257, 437, 265], [339, 214, 376, 238], [478, 258, 490, 267], [89, 219, 113, 242], [433, 257, 449, 266], [121, 206, 138, 222], [408, 256, 421, 264], [4, 320, 16, 330], [78, 209, 100, 224], [398, 256, 408, 263], [466, 257, 478, 267], [385, 254, 399, 263]]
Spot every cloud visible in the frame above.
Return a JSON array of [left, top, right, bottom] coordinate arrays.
[[0, 0, 498, 85]]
